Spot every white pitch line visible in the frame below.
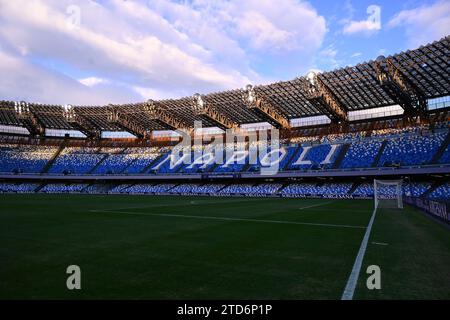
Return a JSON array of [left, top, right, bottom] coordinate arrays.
[[90, 209, 366, 230], [372, 241, 389, 246], [341, 207, 377, 300], [298, 201, 333, 210], [307, 209, 370, 213], [92, 198, 269, 212]]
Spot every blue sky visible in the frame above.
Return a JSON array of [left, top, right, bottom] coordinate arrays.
[[0, 0, 448, 106]]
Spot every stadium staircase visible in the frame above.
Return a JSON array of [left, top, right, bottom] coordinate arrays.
[[141, 154, 165, 173], [165, 183, 180, 193], [112, 183, 133, 193], [348, 181, 362, 195], [122, 183, 135, 192], [206, 150, 226, 173], [34, 182, 47, 193], [208, 162, 222, 173], [281, 146, 302, 171], [333, 143, 350, 169], [431, 131, 450, 164], [41, 142, 66, 174], [88, 154, 109, 174], [81, 183, 93, 193], [215, 184, 228, 193], [220, 182, 234, 191], [421, 181, 444, 199], [277, 182, 293, 193], [371, 140, 388, 167], [242, 162, 253, 172]]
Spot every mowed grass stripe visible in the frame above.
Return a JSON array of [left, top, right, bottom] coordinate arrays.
[[100, 197, 280, 211], [354, 205, 450, 299], [0, 194, 365, 299], [90, 196, 351, 224], [5, 194, 450, 299], [298, 201, 334, 210], [91, 209, 367, 229]]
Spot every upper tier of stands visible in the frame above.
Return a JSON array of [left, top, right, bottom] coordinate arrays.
[[1, 125, 449, 175]]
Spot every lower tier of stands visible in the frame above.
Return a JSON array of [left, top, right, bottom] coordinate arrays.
[[1, 181, 448, 201]]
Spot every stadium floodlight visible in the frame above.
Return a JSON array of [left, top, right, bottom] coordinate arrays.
[[374, 179, 403, 209], [107, 105, 119, 123], [192, 93, 205, 113], [243, 84, 257, 106], [62, 104, 73, 114], [306, 71, 317, 86], [14, 101, 20, 114], [62, 104, 76, 122], [143, 100, 157, 115], [14, 101, 29, 116], [304, 70, 319, 97]]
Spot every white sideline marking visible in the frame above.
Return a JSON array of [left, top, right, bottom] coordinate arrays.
[[96, 198, 269, 212], [372, 242, 388, 246], [90, 209, 366, 230], [298, 202, 333, 210], [341, 207, 377, 300], [307, 209, 369, 213]]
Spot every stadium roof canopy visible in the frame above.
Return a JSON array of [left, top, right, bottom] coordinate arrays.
[[0, 36, 448, 136]]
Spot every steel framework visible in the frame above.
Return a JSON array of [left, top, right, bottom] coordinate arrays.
[[0, 36, 447, 137]]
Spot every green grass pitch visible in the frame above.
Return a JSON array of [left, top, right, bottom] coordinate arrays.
[[1, 194, 449, 299]]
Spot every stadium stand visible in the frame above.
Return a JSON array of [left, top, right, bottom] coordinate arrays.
[[217, 183, 283, 195], [439, 145, 450, 164], [1, 126, 449, 175], [2, 181, 444, 202], [0, 144, 57, 173], [0, 37, 449, 204], [280, 182, 352, 197], [428, 183, 450, 200], [169, 183, 225, 194], [48, 147, 105, 174], [122, 183, 176, 194], [352, 183, 374, 198], [0, 182, 39, 193], [378, 131, 446, 167], [41, 183, 88, 193], [341, 140, 383, 168]]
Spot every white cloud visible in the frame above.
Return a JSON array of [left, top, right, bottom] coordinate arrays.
[[0, 0, 254, 103], [0, 49, 140, 105], [235, 11, 295, 51], [78, 77, 106, 87], [388, 1, 450, 47], [320, 46, 338, 58], [351, 52, 362, 57], [343, 20, 379, 34], [132, 86, 178, 101], [343, 5, 381, 35], [152, 0, 327, 78], [232, 0, 326, 52], [0, 1, 251, 90], [317, 45, 339, 69], [0, 0, 327, 104]]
